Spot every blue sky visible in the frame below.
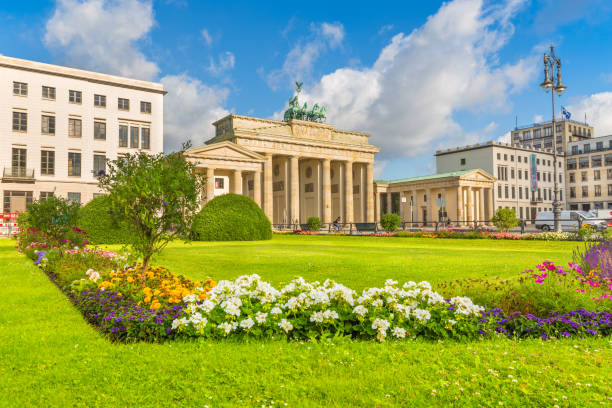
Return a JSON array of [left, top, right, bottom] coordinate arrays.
[[2, 0, 612, 179]]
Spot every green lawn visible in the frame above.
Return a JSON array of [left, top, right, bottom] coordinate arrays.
[[1, 236, 610, 407]]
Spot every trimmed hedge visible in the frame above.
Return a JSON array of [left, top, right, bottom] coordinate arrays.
[[77, 195, 132, 245], [191, 193, 272, 241]]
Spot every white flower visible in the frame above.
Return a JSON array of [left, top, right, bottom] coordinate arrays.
[[198, 300, 216, 314], [310, 311, 324, 323], [218, 321, 237, 335], [278, 319, 293, 332], [353, 305, 368, 317], [448, 319, 457, 325], [239, 318, 255, 330], [183, 294, 197, 303], [412, 308, 431, 322], [323, 309, 339, 320], [385, 279, 398, 286], [371, 318, 390, 332], [392, 327, 406, 338], [220, 298, 242, 317], [371, 299, 383, 308], [255, 311, 268, 324], [270, 307, 282, 315]]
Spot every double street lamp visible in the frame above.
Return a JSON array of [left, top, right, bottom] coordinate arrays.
[[540, 45, 567, 233]]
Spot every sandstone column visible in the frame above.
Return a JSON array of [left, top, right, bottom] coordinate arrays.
[[487, 187, 494, 225], [479, 188, 485, 225], [426, 188, 432, 226], [456, 186, 463, 225], [344, 161, 354, 223], [263, 154, 273, 222], [386, 191, 392, 215], [466, 186, 474, 222], [206, 167, 215, 203], [253, 170, 261, 207], [232, 170, 242, 195], [375, 189, 381, 222], [399, 192, 405, 220], [366, 162, 375, 222], [290, 156, 300, 224], [412, 190, 418, 225], [322, 158, 332, 224]]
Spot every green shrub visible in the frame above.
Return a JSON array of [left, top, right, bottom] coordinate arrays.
[[380, 213, 402, 232], [20, 196, 80, 245], [491, 208, 519, 232], [191, 194, 272, 241], [307, 216, 322, 232], [78, 195, 132, 245]]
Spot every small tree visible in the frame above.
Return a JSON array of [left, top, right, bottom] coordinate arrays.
[[381, 212, 402, 232], [491, 208, 519, 232], [98, 148, 203, 272], [307, 216, 322, 232], [21, 196, 80, 245]]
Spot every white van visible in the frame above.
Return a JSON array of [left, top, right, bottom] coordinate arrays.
[[535, 210, 607, 232]]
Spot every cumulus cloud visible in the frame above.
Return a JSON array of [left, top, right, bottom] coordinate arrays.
[[44, 0, 159, 81], [568, 92, 612, 137], [296, 0, 535, 160], [44, 0, 230, 152], [207, 51, 235, 76], [266, 22, 345, 90]]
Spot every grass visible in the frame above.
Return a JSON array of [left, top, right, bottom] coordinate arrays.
[[1, 236, 611, 407]]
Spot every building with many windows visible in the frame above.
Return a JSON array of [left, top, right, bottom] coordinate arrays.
[[566, 134, 612, 211], [1, 56, 165, 212], [435, 141, 565, 221], [510, 119, 593, 154]]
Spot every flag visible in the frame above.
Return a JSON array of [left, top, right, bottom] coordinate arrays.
[[561, 106, 571, 120]]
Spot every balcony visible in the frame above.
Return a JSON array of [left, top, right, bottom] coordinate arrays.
[[530, 197, 543, 204], [2, 167, 35, 183]]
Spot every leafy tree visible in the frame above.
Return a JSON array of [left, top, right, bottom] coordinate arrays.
[[491, 208, 519, 232], [381, 212, 402, 232], [21, 196, 80, 245], [98, 148, 203, 272]]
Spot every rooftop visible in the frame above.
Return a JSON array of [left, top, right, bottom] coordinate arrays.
[[514, 118, 591, 131], [376, 170, 474, 185], [435, 140, 564, 156]]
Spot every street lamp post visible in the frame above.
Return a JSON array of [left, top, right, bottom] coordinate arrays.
[[540, 45, 567, 233]]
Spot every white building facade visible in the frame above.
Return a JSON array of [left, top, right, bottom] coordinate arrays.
[[436, 141, 565, 221], [0, 56, 165, 212]]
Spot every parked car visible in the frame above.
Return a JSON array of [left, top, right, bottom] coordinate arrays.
[[535, 210, 608, 232], [590, 209, 612, 226]]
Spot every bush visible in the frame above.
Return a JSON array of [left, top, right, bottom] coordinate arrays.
[[20, 196, 80, 246], [307, 216, 322, 232], [491, 208, 519, 232], [78, 195, 132, 245], [192, 194, 272, 241], [380, 213, 402, 232]]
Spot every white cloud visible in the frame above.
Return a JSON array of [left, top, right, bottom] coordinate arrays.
[[568, 92, 612, 137], [44, 0, 230, 152], [296, 0, 534, 160], [161, 75, 230, 151], [201, 28, 213, 46], [533, 114, 544, 123], [378, 24, 394, 35], [44, 0, 159, 81], [266, 22, 345, 90], [207, 51, 235, 76]]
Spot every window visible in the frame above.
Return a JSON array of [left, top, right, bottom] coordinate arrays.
[[544, 189, 547, 200], [504, 154, 508, 161], [595, 170, 601, 181], [94, 121, 106, 140], [11, 148, 26, 176], [571, 145, 578, 155], [556, 124, 562, 133], [460, 158, 466, 165], [42, 86, 55, 100], [504, 185, 509, 199], [511, 169, 515, 179], [40, 192, 54, 200], [525, 187, 529, 199], [608, 169, 612, 180], [518, 170, 522, 180], [534, 143, 541, 149], [67, 192, 81, 204], [93, 154, 106, 176], [567, 158, 576, 170], [523, 130, 531, 139], [69, 90, 82, 103], [569, 173, 575, 183], [534, 129, 542, 138], [215, 178, 224, 189], [608, 185, 612, 196], [498, 185, 502, 198], [68, 152, 81, 177], [13, 81, 27, 96], [94, 94, 106, 107], [140, 101, 151, 113], [544, 127, 552, 136], [519, 188, 523, 199], [40, 150, 55, 175], [592, 155, 602, 167], [582, 171, 588, 182], [41, 115, 55, 134], [524, 170, 528, 179], [596, 141, 604, 151], [513, 132, 520, 139], [497, 153, 501, 160], [595, 185, 602, 197], [579, 157, 589, 168], [582, 186, 588, 197], [130, 126, 139, 148], [584, 144, 591, 153], [606, 154, 612, 166], [69, 118, 82, 138], [12, 111, 27, 131], [118, 98, 130, 110], [119, 125, 128, 147], [518, 156, 522, 163], [570, 187, 576, 198], [512, 186, 515, 199], [141, 128, 150, 149]]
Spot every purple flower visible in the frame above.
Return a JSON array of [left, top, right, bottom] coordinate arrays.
[[540, 332, 547, 340], [162, 201, 168, 206]]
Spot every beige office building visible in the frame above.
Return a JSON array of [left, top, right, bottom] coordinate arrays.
[[185, 114, 379, 225], [511, 119, 593, 154], [435, 141, 565, 221], [566, 134, 612, 211], [1, 56, 165, 212]]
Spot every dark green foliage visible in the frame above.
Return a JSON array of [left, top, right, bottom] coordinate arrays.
[[21, 196, 80, 245], [380, 212, 402, 232], [307, 216, 322, 232], [77, 195, 132, 245], [492, 208, 519, 232], [191, 194, 272, 241]]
